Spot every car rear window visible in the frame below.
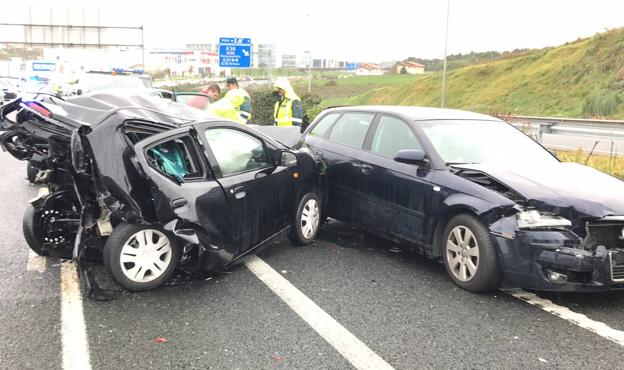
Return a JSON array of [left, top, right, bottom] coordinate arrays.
[[310, 113, 340, 137], [328, 113, 374, 148]]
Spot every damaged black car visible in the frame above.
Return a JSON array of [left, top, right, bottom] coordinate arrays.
[[0, 93, 321, 292], [300, 106, 624, 292]]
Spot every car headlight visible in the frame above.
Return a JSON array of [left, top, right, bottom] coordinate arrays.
[[516, 210, 571, 229]]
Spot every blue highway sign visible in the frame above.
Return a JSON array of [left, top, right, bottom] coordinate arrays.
[[219, 37, 252, 68]]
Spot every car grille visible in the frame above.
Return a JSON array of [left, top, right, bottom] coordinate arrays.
[[584, 222, 624, 250], [610, 252, 624, 282]]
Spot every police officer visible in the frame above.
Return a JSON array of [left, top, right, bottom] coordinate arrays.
[[273, 77, 303, 127], [209, 78, 251, 124], [225, 77, 252, 124]]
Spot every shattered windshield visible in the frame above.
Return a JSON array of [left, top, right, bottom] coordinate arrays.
[[422, 120, 559, 166]]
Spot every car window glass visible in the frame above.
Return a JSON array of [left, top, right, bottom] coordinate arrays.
[[177, 94, 211, 110], [371, 116, 422, 158], [310, 113, 339, 137], [147, 136, 202, 182], [328, 113, 374, 148], [204, 128, 270, 176]]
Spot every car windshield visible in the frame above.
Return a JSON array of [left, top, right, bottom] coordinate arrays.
[[83, 74, 145, 91], [421, 119, 559, 166]]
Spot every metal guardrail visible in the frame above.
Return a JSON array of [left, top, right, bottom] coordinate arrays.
[[500, 115, 624, 156], [501, 115, 624, 155], [505, 115, 624, 140]]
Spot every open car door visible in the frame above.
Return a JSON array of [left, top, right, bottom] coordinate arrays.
[[173, 92, 213, 111]]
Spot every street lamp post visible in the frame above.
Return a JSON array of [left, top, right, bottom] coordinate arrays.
[[306, 51, 312, 93], [441, 0, 450, 108], [268, 48, 273, 87], [306, 14, 312, 93]]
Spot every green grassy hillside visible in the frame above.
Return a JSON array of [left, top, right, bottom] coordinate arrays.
[[343, 28, 624, 119]]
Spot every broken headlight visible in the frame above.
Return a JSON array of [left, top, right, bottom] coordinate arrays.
[[516, 210, 571, 229]]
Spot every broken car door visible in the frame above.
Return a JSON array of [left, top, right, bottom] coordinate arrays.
[[197, 124, 295, 256], [133, 127, 234, 253]]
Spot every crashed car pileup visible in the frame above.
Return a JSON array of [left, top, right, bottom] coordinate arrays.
[[300, 106, 624, 292], [0, 93, 321, 292]]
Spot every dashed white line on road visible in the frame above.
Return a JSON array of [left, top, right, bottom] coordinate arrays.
[[245, 255, 395, 370], [26, 250, 46, 272], [505, 288, 624, 346], [60, 261, 92, 370]]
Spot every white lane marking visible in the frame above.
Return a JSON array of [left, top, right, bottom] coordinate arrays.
[[60, 261, 92, 370], [26, 250, 46, 272], [505, 288, 624, 346], [245, 256, 394, 370]]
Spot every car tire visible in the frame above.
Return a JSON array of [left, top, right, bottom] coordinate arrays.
[[22, 203, 48, 256], [288, 193, 321, 246], [103, 223, 179, 291], [26, 163, 38, 184], [442, 213, 500, 292]]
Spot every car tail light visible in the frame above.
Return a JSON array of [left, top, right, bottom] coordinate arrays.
[[25, 101, 52, 118]]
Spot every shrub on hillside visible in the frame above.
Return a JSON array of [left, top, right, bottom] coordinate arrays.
[[250, 89, 275, 125], [582, 89, 621, 117]]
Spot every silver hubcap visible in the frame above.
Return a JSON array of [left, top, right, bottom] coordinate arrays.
[[120, 229, 172, 283], [446, 225, 479, 282], [300, 199, 320, 240]]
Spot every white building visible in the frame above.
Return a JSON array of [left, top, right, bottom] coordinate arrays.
[[253, 44, 276, 68], [356, 63, 384, 76], [146, 49, 226, 77], [395, 61, 425, 74], [281, 54, 297, 68]]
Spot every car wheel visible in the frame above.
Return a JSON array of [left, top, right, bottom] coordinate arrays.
[[442, 214, 500, 292], [103, 223, 179, 291], [22, 203, 48, 256], [26, 163, 38, 184], [288, 193, 321, 246]]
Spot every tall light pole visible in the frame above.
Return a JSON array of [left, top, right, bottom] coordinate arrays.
[[441, 0, 450, 108], [305, 51, 312, 93], [306, 14, 312, 93]]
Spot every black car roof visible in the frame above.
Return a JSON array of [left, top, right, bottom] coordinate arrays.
[[322, 105, 500, 122], [41, 91, 216, 128]]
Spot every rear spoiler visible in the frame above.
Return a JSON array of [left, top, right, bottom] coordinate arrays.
[[5, 96, 91, 134], [0, 97, 22, 123]]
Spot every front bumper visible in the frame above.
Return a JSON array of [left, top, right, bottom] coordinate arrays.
[[495, 230, 624, 292]]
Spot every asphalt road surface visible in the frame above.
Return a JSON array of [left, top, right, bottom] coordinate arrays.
[[2, 151, 624, 370]]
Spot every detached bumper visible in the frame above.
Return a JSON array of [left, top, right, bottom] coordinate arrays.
[[495, 230, 624, 292]]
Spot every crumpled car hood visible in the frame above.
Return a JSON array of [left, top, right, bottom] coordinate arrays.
[[453, 162, 624, 219]]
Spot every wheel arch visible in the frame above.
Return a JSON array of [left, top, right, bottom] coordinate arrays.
[[431, 205, 482, 258]]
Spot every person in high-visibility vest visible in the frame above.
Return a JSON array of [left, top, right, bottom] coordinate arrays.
[[209, 78, 251, 124], [209, 95, 240, 122], [273, 77, 303, 127], [224, 77, 252, 124]]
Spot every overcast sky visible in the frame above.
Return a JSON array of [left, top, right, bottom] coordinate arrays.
[[2, 0, 624, 61]]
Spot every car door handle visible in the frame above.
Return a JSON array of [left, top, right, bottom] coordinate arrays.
[[360, 164, 373, 175], [230, 186, 246, 199], [171, 198, 188, 209]]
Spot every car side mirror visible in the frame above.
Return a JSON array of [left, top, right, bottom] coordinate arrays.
[[76, 88, 83, 96], [280, 151, 298, 167], [394, 149, 429, 167]]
